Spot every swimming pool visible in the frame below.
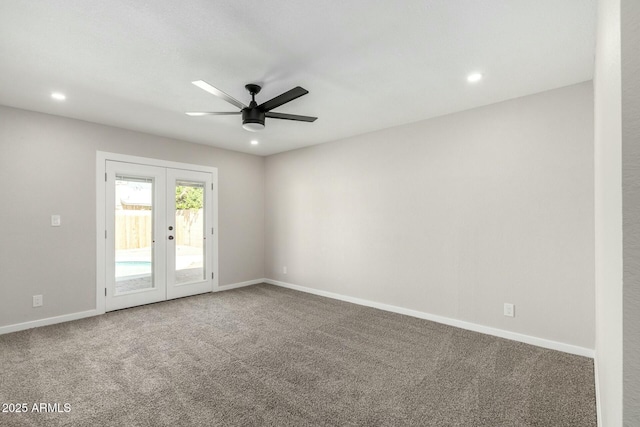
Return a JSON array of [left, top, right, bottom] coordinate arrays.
[[116, 261, 151, 278]]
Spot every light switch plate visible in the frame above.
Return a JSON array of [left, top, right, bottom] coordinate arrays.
[[51, 215, 61, 227], [504, 303, 515, 317]]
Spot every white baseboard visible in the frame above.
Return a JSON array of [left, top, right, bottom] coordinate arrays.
[[265, 278, 595, 359], [1, 279, 595, 360], [594, 353, 602, 426], [217, 278, 266, 291], [0, 309, 99, 336]]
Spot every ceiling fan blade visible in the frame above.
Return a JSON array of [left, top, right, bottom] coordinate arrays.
[[192, 80, 247, 110], [259, 87, 309, 112], [265, 112, 317, 122], [186, 111, 241, 116]]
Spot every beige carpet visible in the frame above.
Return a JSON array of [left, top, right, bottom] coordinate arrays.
[[0, 283, 596, 426]]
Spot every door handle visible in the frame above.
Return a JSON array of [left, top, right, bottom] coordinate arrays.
[[168, 235, 174, 240]]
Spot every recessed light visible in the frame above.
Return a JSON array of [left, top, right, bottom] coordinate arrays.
[[51, 92, 66, 101], [467, 73, 483, 83], [251, 140, 259, 145]]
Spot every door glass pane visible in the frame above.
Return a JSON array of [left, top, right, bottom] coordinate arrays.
[[174, 180, 205, 285], [115, 175, 154, 294]]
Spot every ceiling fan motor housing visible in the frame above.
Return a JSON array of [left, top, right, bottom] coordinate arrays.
[[242, 102, 266, 128], [242, 85, 266, 131]]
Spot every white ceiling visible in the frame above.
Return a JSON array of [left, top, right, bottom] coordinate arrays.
[[0, 1, 596, 156]]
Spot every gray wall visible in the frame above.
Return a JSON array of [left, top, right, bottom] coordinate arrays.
[[265, 82, 595, 349], [622, 0, 640, 424], [0, 106, 265, 328], [594, 0, 623, 425]]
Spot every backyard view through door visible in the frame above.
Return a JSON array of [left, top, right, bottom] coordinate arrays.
[[105, 161, 213, 311], [166, 169, 213, 300]]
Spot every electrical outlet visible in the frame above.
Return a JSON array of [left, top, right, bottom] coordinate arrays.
[[504, 303, 514, 317], [51, 215, 61, 227], [33, 295, 43, 308], [283, 266, 287, 274]]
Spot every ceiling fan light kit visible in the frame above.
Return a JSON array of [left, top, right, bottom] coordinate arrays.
[[242, 122, 265, 132], [188, 81, 317, 132]]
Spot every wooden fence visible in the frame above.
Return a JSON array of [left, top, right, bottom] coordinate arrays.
[[115, 209, 204, 250]]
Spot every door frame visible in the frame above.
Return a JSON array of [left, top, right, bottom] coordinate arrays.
[[96, 151, 219, 315]]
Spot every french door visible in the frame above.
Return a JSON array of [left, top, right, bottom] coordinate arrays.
[[104, 160, 214, 312]]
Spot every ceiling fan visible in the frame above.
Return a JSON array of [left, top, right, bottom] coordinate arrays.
[[186, 80, 317, 132]]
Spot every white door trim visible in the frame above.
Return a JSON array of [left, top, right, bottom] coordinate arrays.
[[96, 151, 219, 314]]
